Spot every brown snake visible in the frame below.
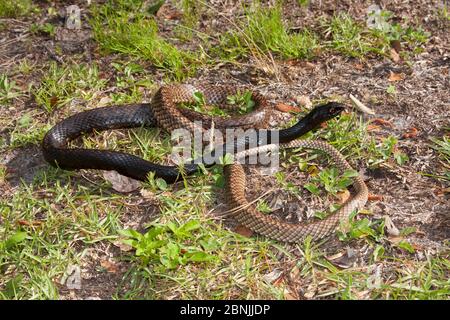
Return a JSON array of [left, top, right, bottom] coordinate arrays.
[[224, 140, 369, 242]]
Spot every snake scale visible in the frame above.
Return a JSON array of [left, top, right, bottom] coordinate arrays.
[[42, 83, 367, 242], [225, 140, 369, 242]]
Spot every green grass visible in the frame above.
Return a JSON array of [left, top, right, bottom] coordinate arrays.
[[0, 0, 447, 300], [34, 62, 107, 112], [0, 74, 23, 104], [428, 135, 450, 181], [90, 1, 198, 81], [323, 12, 429, 58], [215, 4, 318, 61], [0, 0, 36, 18]]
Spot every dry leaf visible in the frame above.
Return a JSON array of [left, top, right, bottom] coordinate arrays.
[[367, 124, 381, 132], [276, 102, 301, 113], [326, 249, 356, 269], [97, 96, 113, 107], [390, 40, 402, 53], [390, 48, 400, 62], [368, 194, 383, 201], [50, 95, 59, 107], [303, 284, 317, 299], [140, 188, 156, 200], [156, 3, 182, 20], [349, 94, 375, 115], [388, 71, 404, 82], [353, 63, 365, 70], [17, 219, 42, 226], [370, 118, 394, 127], [326, 251, 345, 261], [100, 259, 119, 273], [234, 225, 254, 237], [295, 95, 312, 108], [263, 269, 283, 284], [385, 216, 400, 237], [284, 289, 298, 300], [103, 171, 141, 193], [112, 240, 133, 252], [402, 127, 418, 139]]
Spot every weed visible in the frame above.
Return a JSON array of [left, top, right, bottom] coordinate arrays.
[[216, 4, 318, 61], [29, 22, 56, 38], [120, 220, 217, 270], [90, 2, 197, 80], [0, 0, 36, 18], [227, 90, 256, 114], [0, 74, 23, 104], [9, 112, 51, 148], [428, 135, 450, 181], [307, 167, 359, 195], [34, 62, 107, 112], [323, 12, 429, 59]]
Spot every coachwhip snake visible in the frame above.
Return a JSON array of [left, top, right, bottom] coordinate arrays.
[[42, 83, 367, 241]]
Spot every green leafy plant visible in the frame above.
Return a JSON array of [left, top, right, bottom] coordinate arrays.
[[227, 90, 255, 114], [0, 74, 23, 103], [216, 4, 318, 61], [305, 168, 358, 195], [338, 216, 385, 242], [0, 231, 27, 250], [90, 2, 197, 80], [29, 22, 56, 37], [34, 62, 106, 112], [120, 220, 218, 270]]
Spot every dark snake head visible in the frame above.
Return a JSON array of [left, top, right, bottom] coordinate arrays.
[[309, 102, 345, 123]]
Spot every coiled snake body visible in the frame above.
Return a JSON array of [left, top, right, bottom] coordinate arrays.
[[42, 83, 367, 241], [225, 140, 369, 242]]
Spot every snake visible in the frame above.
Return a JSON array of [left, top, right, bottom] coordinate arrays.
[[42, 83, 365, 241], [224, 140, 369, 242], [42, 84, 344, 182]]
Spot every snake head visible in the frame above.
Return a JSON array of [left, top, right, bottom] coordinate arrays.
[[311, 102, 345, 122]]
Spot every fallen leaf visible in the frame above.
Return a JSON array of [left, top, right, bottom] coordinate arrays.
[[388, 71, 404, 82], [156, 3, 182, 20], [390, 40, 402, 53], [367, 124, 381, 132], [103, 171, 141, 193], [263, 269, 283, 284], [97, 96, 112, 107], [402, 127, 418, 139], [368, 194, 383, 201], [50, 95, 59, 107], [385, 216, 400, 237], [390, 48, 401, 63], [325, 248, 356, 269], [370, 118, 394, 127], [17, 219, 42, 226], [303, 284, 317, 299], [234, 225, 254, 237], [112, 240, 133, 252], [387, 236, 403, 244], [284, 289, 298, 300], [295, 95, 312, 108], [325, 251, 345, 261], [100, 259, 119, 273], [349, 94, 375, 115], [353, 63, 365, 70], [276, 102, 301, 113], [140, 188, 156, 200]]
